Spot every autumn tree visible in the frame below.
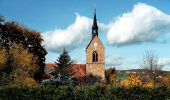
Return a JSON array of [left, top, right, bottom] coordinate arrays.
[[105, 68, 116, 84], [0, 48, 6, 76], [140, 51, 163, 86], [55, 49, 73, 78], [0, 43, 38, 86], [0, 17, 47, 82], [121, 74, 142, 87], [158, 74, 169, 87], [166, 72, 170, 87]]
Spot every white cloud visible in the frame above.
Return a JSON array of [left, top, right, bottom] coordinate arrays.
[[105, 54, 123, 66], [158, 58, 170, 71], [107, 3, 170, 46], [158, 58, 170, 66], [43, 13, 106, 53], [43, 13, 92, 53]]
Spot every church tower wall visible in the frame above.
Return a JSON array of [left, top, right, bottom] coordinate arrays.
[[86, 10, 105, 82]]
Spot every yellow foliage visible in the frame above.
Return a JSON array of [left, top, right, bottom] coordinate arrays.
[[0, 43, 39, 86], [0, 49, 6, 71], [121, 74, 142, 87], [9, 43, 39, 75], [22, 77, 38, 87], [8, 43, 39, 85]]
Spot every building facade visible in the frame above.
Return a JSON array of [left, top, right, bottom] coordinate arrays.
[[86, 10, 105, 82]]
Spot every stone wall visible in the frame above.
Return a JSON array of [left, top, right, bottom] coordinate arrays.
[[86, 35, 105, 82]]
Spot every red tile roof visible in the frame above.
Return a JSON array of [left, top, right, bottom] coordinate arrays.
[[70, 64, 86, 78], [45, 63, 86, 83], [45, 63, 57, 69]]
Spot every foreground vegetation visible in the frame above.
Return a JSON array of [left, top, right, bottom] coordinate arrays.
[[0, 85, 170, 100]]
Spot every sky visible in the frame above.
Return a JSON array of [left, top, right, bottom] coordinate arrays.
[[1, 0, 170, 71]]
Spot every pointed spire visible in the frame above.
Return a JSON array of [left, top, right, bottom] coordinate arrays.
[[92, 9, 98, 30], [92, 8, 98, 37]]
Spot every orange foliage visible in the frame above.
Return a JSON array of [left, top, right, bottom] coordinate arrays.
[[121, 74, 142, 87], [110, 74, 117, 81], [143, 81, 154, 88], [109, 74, 117, 85]]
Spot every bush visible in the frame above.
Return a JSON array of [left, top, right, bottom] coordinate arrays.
[[0, 85, 170, 100]]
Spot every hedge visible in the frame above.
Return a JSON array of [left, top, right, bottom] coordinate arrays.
[[0, 85, 170, 100]]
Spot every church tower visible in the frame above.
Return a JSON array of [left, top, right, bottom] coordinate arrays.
[[86, 9, 105, 82]]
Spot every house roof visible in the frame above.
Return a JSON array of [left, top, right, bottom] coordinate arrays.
[[70, 64, 86, 78], [45, 63, 57, 70], [45, 63, 86, 79]]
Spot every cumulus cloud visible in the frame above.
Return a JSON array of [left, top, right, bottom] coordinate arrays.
[[43, 13, 106, 53], [107, 3, 170, 46], [105, 54, 123, 66], [43, 13, 92, 53]]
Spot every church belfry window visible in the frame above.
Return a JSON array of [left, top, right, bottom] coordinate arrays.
[[92, 51, 98, 62]]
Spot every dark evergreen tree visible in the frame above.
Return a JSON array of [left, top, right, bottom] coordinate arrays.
[[55, 49, 73, 78]]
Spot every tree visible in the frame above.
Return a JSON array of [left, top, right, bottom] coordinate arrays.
[[166, 72, 170, 87], [0, 16, 5, 25], [0, 48, 7, 75], [140, 51, 163, 86], [121, 74, 142, 87], [0, 18, 47, 82], [0, 43, 38, 86], [105, 67, 116, 84], [55, 49, 73, 78]]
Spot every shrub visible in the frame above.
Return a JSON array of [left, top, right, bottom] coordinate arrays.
[[120, 74, 142, 87], [0, 85, 170, 100]]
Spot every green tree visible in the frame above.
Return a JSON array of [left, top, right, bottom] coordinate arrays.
[[0, 17, 47, 82], [55, 49, 73, 78]]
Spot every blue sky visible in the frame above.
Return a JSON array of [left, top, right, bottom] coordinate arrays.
[[1, 0, 170, 70]]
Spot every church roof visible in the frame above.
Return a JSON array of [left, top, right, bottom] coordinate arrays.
[[86, 35, 104, 50], [92, 9, 98, 30]]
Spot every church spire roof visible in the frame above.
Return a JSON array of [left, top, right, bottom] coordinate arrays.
[[92, 8, 98, 37]]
